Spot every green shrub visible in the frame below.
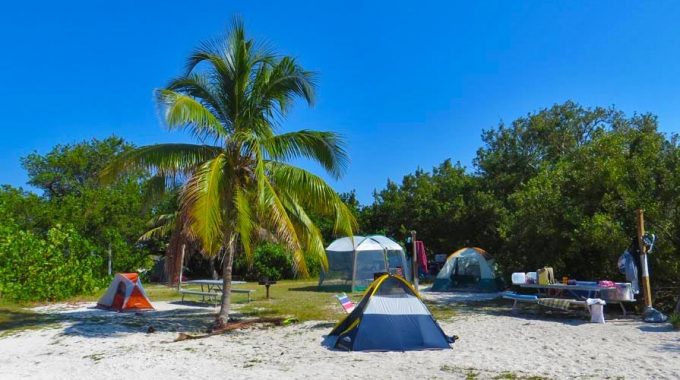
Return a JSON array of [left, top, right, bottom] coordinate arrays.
[[251, 243, 294, 281], [670, 314, 680, 330], [235, 243, 294, 281], [0, 222, 106, 301]]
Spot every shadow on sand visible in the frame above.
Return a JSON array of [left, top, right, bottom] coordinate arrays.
[[58, 306, 218, 338], [0, 308, 60, 334], [637, 324, 676, 333]]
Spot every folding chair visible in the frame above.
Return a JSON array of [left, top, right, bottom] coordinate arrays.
[[335, 292, 356, 313]]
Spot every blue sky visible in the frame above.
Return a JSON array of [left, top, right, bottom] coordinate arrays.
[[1, 1, 679, 204]]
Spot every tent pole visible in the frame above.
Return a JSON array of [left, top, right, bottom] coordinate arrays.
[[411, 230, 418, 289], [636, 209, 653, 308], [352, 244, 357, 293]]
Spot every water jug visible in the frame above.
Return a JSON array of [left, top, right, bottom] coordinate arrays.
[[511, 272, 527, 284]]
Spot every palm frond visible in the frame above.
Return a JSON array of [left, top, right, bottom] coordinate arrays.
[[279, 193, 328, 275], [234, 187, 255, 264], [262, 130, 348, 179], [101, 144, 222, 183], [157, 89, 228, 142], [266, 162, 357, 237], [142, 174, 183, 207], [257, 56, 317, 111], [257, 175, 301, 253], [166, 74, 229, 127], [181, 153, 229, 255], [137, 212, 177, 242]]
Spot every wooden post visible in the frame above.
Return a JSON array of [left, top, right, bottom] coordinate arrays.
[[411, 230, 418, 289], [178, 244, 186, 291], [636, 209, 653, 308]]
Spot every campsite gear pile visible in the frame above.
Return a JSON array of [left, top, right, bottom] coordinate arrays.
[[327, 274, 455, 351], [96, 273, 154, 312], [537, 267, 555, 285], [618, 231, 667, 323], [320, 236, 410, 292], [511, 267, 557, 286], [431, 247, 500, 292]]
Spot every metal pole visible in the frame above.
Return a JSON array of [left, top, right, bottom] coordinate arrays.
[[178, 244, 186, 291], [636, 209, 653, 308], [107, 243, 112, 276], [411, 230, 418, 289]]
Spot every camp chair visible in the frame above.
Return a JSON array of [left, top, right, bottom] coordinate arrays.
[[335, 293, 355, 313]]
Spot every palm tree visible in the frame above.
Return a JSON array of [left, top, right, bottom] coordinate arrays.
[[103, 17, 356, 325]]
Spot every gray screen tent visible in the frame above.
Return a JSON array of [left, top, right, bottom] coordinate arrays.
[[319, 235, 411, 292]]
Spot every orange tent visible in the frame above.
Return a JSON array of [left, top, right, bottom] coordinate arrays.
[[96, 273, 154, 312]]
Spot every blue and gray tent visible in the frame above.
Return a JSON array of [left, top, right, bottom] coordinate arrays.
[[431, 247, 501, 292], [327, 274, 454, 351]]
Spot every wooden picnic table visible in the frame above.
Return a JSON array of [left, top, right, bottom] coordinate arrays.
[[180, 279, 253, 303], [519, 283, 614, 297], [518, 282, 635, 314], [185, 279, 246, 292]]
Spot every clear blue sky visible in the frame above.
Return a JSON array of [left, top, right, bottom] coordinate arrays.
[[1, 1, 679, 204]]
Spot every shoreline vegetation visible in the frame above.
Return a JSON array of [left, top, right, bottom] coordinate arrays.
[[2, 101, 679, 310]]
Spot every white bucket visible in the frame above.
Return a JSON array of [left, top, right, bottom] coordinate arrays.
[[587, 298, 606, 324]]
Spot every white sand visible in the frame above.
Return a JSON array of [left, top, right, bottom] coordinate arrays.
[[1, 301, 679, 379]]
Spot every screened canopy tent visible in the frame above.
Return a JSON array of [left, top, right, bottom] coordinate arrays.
[[327, 274, 453, 351], [431, 247, 500, 292], [319, 235, 410, 292]]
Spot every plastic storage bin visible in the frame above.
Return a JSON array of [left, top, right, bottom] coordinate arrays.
[[526, 272, 538, 284], [511, 272, 527, 284]]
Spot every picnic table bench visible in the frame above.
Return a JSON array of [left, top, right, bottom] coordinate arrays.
[[179, 279, 254, 304]]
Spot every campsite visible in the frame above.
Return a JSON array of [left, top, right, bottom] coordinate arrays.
[[2, 2, 680, 380]]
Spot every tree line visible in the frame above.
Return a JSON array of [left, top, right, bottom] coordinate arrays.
[[359, 101, 680, 290], [1, 101, 678, 301]]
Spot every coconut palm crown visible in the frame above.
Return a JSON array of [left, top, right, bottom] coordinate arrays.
[[103, 18, 356, 323]]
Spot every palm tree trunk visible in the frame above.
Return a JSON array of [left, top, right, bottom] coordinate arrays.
[[217, 234, 236, 325]]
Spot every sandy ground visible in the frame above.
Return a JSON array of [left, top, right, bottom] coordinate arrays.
[[1, 300, 679, 379]]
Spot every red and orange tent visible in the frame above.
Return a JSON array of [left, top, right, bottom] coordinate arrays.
[[96, 273, 154, 312]]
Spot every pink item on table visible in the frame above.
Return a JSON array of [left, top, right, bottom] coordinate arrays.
[[598, 280, 615, 288]]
